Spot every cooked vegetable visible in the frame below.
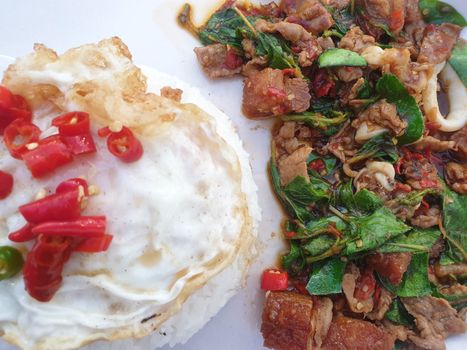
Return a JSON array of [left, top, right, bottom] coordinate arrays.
[[386, 299, 415, 327], [32, 216, 107, 238], [0, 246, 24, 281], [0, 170, 14, 200], [376, 74, 424, 145], [105, 126, 143, 163], [3, 119, 41, 159], [443, 187, 467, 262], [261, 269, 289, 291], [306, 257, 346, 295], [318, 48, 367, 68], [0, 86, 32, 133], [282, 111, 348, 131], [378, 228, 441, 254], [74, 234, 113, 253], [449, 40, 467, 87], [419, 0, 467, 26]]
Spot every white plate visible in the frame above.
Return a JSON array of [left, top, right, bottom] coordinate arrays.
[[0, 1, 466, 349]]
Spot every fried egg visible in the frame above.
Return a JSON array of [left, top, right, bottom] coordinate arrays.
[[0, 38, 259, 350]]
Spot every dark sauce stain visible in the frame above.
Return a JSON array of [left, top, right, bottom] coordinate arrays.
[[141, 313, 161, 324]]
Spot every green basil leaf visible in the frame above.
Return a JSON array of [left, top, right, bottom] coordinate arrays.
[[199, 9, 248, 49], [355, 132, 399, 164], [306, 257, 347, 295], [378, 228, 441, 253], [386, 299, 415, 327], [379, 253, 432, 297], [284, 175, 331, 207], [343, 207, 411, 255], [282, 111, 348, 130], [443, 186, 467, 262], [419, 0, 467, 26], [311, 98, 339, 115], [303, 235, 336, 256], [449, 40, 467, 88], [376, 74, 424, 145], [282, 241, 305, 274], [318, 48, 367, 68], [256, 32, 301, 72], [333, 182, 383, 215]]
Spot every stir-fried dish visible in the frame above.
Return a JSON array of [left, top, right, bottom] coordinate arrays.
[[182, 0, 467, 349]]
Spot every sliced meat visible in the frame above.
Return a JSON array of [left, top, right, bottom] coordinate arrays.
[[335, 66, 363, 82], [434, 263, 467, 279], [402, 296, 467, 349], [413, 136, 457, 153], [410, 205, 441, 228], [367, 287, 393, 320], [356, 0, 406, 38], [322, 315, 396, 350], [418, 24, 462, 64], [242, 68, 310, 118], [242, 56, 269, 77], [382, 320, 415, 342], [338, 26, 376, 54], [281, 0, 334, 35], [429, 237, 444, 259], [450, 125, 467, 161], [404, 0, 426, 46], [160, 86, 183, 102], [342, 264, 374, 313], [352, 99, 407, 137], [261, 291, 333, 350], [255, 19, 323, 67], [401, 157, 442, 190], [326, 122, 358, 162], [445, 162, 467, 194], [194, 44, 243, 79], [242, 39, 256, 59], [278, 145, 312, 185], [366, 252, 412, 286], [317, 36, 335, 50], [321, 0, 350, 10]]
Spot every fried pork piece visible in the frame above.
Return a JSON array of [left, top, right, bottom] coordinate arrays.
[[402, 296, 467, 350], [326, 122, 358, 162], [445, 162, 467, 194], [413, 136, 457, 153], [261, 291, 333, 350], [352, 99, 407, 138], [366, 252, 412, 286], [322, 315, 396, 350], [418, 23, 461, 64], [410, 205, 441, 228], [242, 68, 310, 118], [400, 157, 442, 190], [356, 0, 406, 38], [338, 26, 376, 54], [278, 145, 313, 185], [451, 126, 467, 161], [280, 0, 334, 35], [194, 44, 242, 79]]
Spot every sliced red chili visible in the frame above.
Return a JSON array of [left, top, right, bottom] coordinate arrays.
[[8, 223, 36, 242], [0, 170, 14, 200], [261, 269, 289, 291], [308, 159, 325, 172], [3, 119, 41, 159], [97, 126, 111, 138], [23, 235, 74, 302], [106, 126, 143, 163], [19, 189, 81, 224], [60, 133, 96, 155], [312, 69, 335, 98], [75, 234, 113, 253], [22, 138, 73, 178], [52, 111, 90, 136], [32, 216, 107, 238], [55, 178, 89, 196], [0, 88, 32, 133]]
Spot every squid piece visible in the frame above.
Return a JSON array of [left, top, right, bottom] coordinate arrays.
[[423, 61, 467, 132], [355, 122, 388, 144], [354, 161, 395, 191]]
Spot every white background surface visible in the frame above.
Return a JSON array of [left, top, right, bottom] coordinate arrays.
[[0, 1, 465, 349]]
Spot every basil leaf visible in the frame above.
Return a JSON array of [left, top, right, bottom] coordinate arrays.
[[306, 257, 347, 295], [386, 299, 415, 327], [343, 207, 411, 255], [199, 9, 248, 49], [419, 0, 467, 26], [332, 7, 354, 35], [318, 48, 367, 68], [432, 287, 467, 310], [356, 79, 373, 99], [282, 241, 305, 274], [333, 182, 383, 215], [376, 74, 424, 145], [443, 187, 467, 262], [284, 175, 331, 206], [379, 253, 432, 297], [303, 235, 336, 256], [378, 228, 441, 253], [256, 32, 302, 72], [307, 153, 337, 175], [311, 98, 339, 115], [449, 40, 467, 88], [270, 156, 314, 223], [355, 132, 399, 164], [282, 111, 348, 131]]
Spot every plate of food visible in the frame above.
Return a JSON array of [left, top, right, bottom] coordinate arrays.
[[0, 1, 466, 350]]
